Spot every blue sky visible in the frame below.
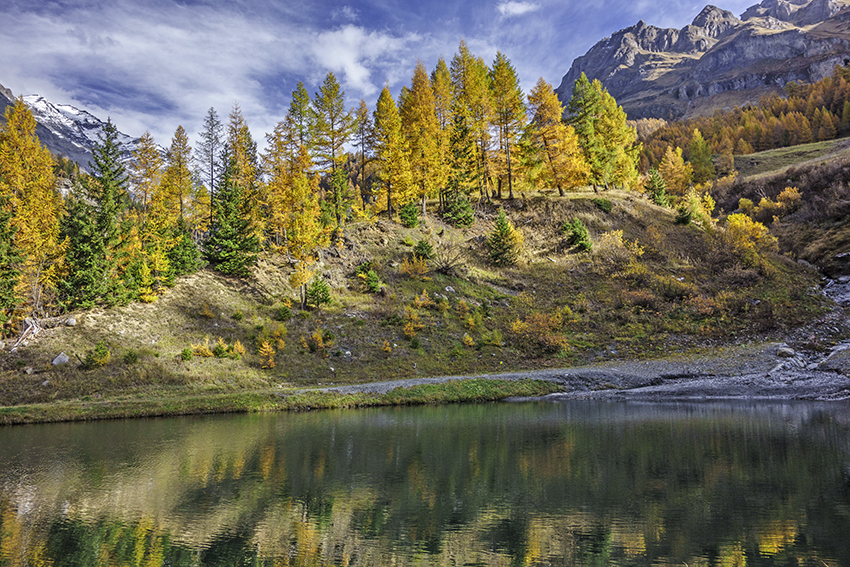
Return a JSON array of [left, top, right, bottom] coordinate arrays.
[[0, 0, 758, 146]]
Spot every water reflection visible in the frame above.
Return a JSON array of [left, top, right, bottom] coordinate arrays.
[[1, 400, 849, 566]]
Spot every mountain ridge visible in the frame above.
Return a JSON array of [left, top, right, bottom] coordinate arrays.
[[0, 83, 144, 171], [556, 0, 850, 120]]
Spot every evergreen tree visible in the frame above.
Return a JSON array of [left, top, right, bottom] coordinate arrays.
[[288, 82, 314, 151], [644, 168, 669, 207], [489, 51, 526, 199], [0, 192, 21, 330], [194, 107, 223, 226], [688, 128, 716, 184], [568, 73, 640, 190], [204, 152, 259, 277], [62, 119, 131, 307], [487, 209, 523, 266], [227, 105, 263, 242]]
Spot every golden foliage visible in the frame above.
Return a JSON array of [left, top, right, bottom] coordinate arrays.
[[401, 255, 430, 279], [258, 340, 276, 369]]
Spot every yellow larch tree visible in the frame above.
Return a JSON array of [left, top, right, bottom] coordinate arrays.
[[374, 86, 414, 220], [130, 131, 163, 213], [400, 60, 441, 215], [526, 78, 589, 195], [0, 98, 66, 318], [658, 146, 693, 197]]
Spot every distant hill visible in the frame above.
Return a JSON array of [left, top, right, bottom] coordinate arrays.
[[0, 83, 145, 171], [556, 0, 850, 120]]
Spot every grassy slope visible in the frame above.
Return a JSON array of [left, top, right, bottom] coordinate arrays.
[[716, 138, 850, 276], [0, 190, 831, 423]]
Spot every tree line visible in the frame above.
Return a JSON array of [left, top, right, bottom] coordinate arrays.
[[640, 65, 850, 169], [0, 40, 641, 330]]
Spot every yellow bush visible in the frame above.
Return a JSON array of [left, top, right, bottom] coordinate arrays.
[[455, 300, 470, 316], [462, 333, 476, 347], [725, 213, 777, 269], [192, 337, 214, 357], [382, 340, 392, 353], [232, 340, 246, 357], [258, 341, 276, 369], [412, 289, 433, 309], [400, 255, 429, 279]]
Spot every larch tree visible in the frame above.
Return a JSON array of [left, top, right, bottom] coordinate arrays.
[[658, 146, 692, 196], [131, 131, 163, 212], [162, 126, 193, 224], [526, 78, 589, 195], [194, 107, 223, 227], [400, 61, 441, 215], [263, 121, 292, 250], [352, 98, 375, 209], [0, 98, 66, 319], [451, 41, 493, 198], [374, 86, 414, 220], [489, 51, 526, 199], [313, 72, 356, 231], [431, 57, 454, 208], [289, 82, 314, 152]]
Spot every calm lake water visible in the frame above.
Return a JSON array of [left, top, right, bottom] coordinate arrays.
[[1, 400, 849, 566]]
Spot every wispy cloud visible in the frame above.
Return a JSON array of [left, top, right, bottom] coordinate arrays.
[[497, 2, 540, 18]]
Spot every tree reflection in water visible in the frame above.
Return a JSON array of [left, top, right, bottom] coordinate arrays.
[[0, 400, 849, 566]]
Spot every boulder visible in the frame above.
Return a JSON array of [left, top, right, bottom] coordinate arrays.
[[52, 352, 70, 366]]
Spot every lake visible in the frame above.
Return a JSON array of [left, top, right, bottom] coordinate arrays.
[[1, 400, 849, 566]]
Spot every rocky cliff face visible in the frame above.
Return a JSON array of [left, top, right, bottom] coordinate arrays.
[[555, 0, 850, 120]]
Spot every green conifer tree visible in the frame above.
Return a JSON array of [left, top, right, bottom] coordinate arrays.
[[0, 192, 21, 330], [204, 152, 259, 277], [487, 208, 523, 266]]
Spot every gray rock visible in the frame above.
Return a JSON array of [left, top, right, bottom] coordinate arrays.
[[65, 317, 77, 327], [52, 352, 70, 366], [777, 346, 796, 358], [41, 379, 49, 386], [24, 367, 34, 375]]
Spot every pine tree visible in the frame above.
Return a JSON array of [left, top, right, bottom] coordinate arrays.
[[227, 105, 263, 242], [0, 98, 66, 318], [374, 86, 414, 220], [688, 129, 716, 184], [62, 119, 131, 307], [0, 192, 21, 330], [644, 168, 669, 207], [489, 51, 526, 199], [288, 82, 314, 151], [400, 61, 441, 215], [204, 152, 259, 277], [568, 73, 640, 190], [487, 209, 523, 266]]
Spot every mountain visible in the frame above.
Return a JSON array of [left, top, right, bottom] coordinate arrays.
[[0, 83, 144, 171], [555, 0, 850, 120]]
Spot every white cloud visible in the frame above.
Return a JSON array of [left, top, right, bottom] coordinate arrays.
[[497, 2, 540, 18], [332, 5, 359, 21]]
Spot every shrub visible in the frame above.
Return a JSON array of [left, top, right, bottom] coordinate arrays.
[[399, 201, 419, 228], [306, 277, 332, 308], [123, 350, 139, 364], [192, 338, 214, 357], [443, 192, 474, 227], [480, 329, 504, 347], [363, 269, 383, 292], [724, 213, 778, 269], [232, 310, 244, 321], [675, 204, 692, 225], [487, 209, 524, 267], [276, 304, 292, 321], [432, 242, 465, 276], [400, 255, 429, 279], [83, 341, 111, 369], [592, 198, 612, 213], [258, 341, 276, 369], [462, 333, 476, 347], [413, 239, 434, 259], [180, 347, 194, 361], [644, 168, 669, 207], [509, 311, 568, 353], [562, 218, 592, 252]]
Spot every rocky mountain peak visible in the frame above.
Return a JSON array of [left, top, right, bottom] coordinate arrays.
[[556, 0, 850, 120], [692, 5, 742, 36]]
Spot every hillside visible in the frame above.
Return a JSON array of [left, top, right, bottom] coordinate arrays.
[[0, 191, 835, 422], [556, 0, 850, 120]]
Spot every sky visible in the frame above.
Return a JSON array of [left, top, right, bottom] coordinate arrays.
[[0, 0, 759, 147]]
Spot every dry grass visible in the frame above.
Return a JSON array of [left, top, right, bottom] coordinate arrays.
[[0, 191, 830, 418]]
